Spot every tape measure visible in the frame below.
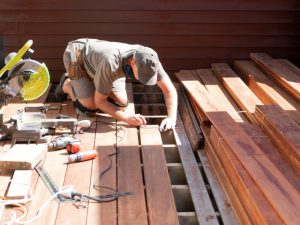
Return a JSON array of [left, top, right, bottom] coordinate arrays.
[[35, 165, 66, 203]]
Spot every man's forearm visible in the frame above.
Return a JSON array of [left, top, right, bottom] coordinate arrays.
[[164, 88, 178, 119], [96, 100, 128, 122]]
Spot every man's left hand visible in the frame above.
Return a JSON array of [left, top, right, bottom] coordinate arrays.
[[159, 117, 176, 132]]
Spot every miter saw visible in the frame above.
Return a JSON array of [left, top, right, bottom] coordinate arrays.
[[0, 40, 50, 104]]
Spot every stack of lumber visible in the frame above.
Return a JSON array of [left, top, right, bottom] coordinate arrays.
[[255, 104, 300, 172], [250, 53, 300, 101], [234, 60, 300, 123], [175, 53, 300, 225]]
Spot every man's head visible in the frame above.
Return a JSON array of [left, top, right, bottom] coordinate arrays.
[[132, 46, 159, 85]]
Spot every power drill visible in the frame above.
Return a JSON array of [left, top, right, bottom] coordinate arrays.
[[48, 134, 81, 150]]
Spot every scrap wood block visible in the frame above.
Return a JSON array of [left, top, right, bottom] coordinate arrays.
[[209, 126, 283, 225], [0, 144, 48, 170], [207, 111, 300, 225], [211, 63, 263, 123], [6, 170, 32, 199], [234, 60, 300, 124], [255, 104, 300, 172], [250, 53, 300, 101]]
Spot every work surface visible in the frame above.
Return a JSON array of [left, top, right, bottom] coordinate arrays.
[[0, 83, 232, 225]]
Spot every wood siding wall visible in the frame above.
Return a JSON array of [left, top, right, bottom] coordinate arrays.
[[0, 0, 299, 82]]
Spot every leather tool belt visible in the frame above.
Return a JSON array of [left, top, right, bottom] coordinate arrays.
[[67, 49, 89, 80]]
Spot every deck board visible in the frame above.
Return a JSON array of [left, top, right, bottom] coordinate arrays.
[[0, 82, 218, 225], [140, 126, 180, 225], [87, 116, 117, 225]]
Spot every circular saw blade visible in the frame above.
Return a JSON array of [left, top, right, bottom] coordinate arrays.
[[10, 59, 50, 101]]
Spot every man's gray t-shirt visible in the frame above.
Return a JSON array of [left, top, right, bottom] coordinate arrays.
[[68, 38, 168, 95]]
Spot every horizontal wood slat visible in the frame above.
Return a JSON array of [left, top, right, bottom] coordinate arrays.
[[4, 34, 300, 48], [0, 0, 298, 10], [6, 23, 300, 35], [0, 10, 299, 23]]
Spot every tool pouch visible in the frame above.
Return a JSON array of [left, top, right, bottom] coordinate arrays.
[[67, 49, 88, 80], [67, 62, 85, 80]]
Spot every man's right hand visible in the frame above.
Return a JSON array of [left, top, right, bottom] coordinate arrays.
[[125, 114, 147, 126]]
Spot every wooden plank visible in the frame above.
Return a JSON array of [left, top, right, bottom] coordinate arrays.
[[208, 111, 300, 225], [211, 63, 263, 123], [55, 107, 96, 225], [6, 169, 32, 199], [210, 126, 283, 225], [203, 131, 252, 225], [28, 102, 61, 202], [0, 144, 48, 170], [5, 34, 300, 49], [173, 114, 219, 225], [87, 115, 117, 225], [275, 59, 300, 76], [195, 69, 248, 123], [240, 123, 300, 192], [234, 60, 300, 124], [0, 0, 298, 11], [198, 150, 239, 225], [177, 86, 204, 151], [255, 104, 300, 173], [25, 103, 70, 225], [117, 126, 148, 225], [250, 53, 300, 100], [175, 70, 222, 124], [117, 82, 148, 225], [140, 126, 180, 225], [15, 22, 300, 36], [2, 10, 298, 24]]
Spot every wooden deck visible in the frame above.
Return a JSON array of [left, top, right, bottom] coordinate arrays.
[[0, 83, 236, 225]]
